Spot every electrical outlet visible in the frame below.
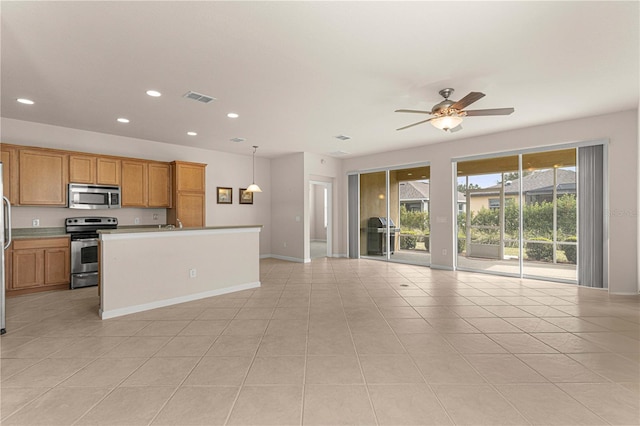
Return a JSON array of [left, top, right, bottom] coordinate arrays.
[[153, 214, 159, 220], [189, 268, 197, 278], [32, 219, 40, 227], [442, 249, 447, 256], [283, 242, 287, 248], [134, 217, 140, 225]]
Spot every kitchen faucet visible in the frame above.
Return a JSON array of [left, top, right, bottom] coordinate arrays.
[[176, 218, 183, 229]]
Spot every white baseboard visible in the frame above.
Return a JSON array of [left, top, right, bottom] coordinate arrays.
[[100, 281, 261, 320], [430, 264, 454, 271], [269, 254, 307, 263]]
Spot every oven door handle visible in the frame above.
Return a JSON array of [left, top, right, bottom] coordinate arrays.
[[73, 238, 99, 243]]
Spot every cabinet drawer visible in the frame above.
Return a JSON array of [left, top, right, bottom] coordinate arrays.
[[13, 237, 70, 250]]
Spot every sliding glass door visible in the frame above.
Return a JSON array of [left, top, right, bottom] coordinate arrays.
[[522, 150, 577, 281], [357, 165, 430, 266], [456, 148, 580, 283], [359, 171, 389, 259], [456, 155, 521, 276]]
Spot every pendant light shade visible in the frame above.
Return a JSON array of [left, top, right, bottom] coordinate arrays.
[[246, 145, 262, 193]]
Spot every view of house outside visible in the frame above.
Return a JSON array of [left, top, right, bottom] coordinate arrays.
[[455, 167, 577, 267]]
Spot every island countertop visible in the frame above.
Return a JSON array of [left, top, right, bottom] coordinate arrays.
[[99, 224, 262, 236]]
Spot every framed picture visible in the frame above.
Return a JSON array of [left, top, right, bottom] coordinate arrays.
[[239, 188, 253, 204], [217, 187, 232, 204]]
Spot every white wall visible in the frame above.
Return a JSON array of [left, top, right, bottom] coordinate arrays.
[[270, 153, 305, 261], [1, 118, 272, 255], [342, 110, 639, 294]]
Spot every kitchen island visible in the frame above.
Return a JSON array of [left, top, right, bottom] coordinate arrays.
[[98, 225, 261, 319]]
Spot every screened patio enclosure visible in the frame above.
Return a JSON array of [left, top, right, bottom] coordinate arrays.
[[456, 148, 579, 283]]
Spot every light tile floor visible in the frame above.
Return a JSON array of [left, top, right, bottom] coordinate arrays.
[[1, 257, 639, 425]]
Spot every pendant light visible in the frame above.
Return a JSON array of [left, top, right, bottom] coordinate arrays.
[[246, 145, 262, 192]]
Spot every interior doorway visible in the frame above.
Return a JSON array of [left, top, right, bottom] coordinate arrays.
[[309, 181, 332, 258]]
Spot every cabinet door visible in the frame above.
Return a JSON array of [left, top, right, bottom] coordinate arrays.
[[19, 149, 68, 206], [44, 248, 70, 285], [148, 162, 171, 207], [175, 162, 205, 192], [12, 250, 45, 289], [121, 160, 148, 207], [69, 154, 96, 184], [96, 157, 121, 185], [1, 146, 18, 204], [176, 192, 205, 227]]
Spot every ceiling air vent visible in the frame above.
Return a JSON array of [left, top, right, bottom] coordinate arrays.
[[329, 150, 350, 157], [230, 137, 246, 143], [334, 134, 351, 141], [183, 91, 217, 104]]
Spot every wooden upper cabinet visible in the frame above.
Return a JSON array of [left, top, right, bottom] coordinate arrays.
[[168, 161, 206, 227], [19, 149, 68, 206], [174, 161, 206, 192], [69, 154, 96, 184], [148, 162, 171, 208], [70, 154, 121, 186], [121, 160, 148, 207], [1, 145, 18, 204], [96, 157, 121, 185]]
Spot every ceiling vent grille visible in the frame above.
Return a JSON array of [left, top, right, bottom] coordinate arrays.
[[230, 137, 246, 143], [334, 134, 351, 141], [329, 150, 350, 157], [183, 91, 217, 104]]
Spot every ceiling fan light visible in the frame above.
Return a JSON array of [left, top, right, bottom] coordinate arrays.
[[431, 114, 463, 131]]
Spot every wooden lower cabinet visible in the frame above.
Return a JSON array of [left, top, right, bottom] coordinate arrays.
[[7, 237, 70, 296]]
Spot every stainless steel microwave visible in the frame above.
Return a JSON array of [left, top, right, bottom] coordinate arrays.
[[68, 183, 121, 209]]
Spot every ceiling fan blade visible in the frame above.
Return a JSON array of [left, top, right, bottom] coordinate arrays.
[[396, 117, 434, 131], [451, 92, 485, 110], [395, 109, 431, 114], [464, 107, 515, 116]]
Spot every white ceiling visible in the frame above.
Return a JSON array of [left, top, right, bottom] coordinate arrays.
[[1, 1, 638, 159]]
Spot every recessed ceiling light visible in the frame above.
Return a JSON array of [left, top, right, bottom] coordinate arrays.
[[17, 98, 34, 105], [227, 113, 239, 118], [146, 90, 162, 97], [187, 131, 197, 136], [117, 118, 130, 123]]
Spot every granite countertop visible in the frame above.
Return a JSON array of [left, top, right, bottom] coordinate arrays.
[[11, 227, 68, 240]]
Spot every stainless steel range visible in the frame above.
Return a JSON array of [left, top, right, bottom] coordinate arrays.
[[66, 217, 118, 289]]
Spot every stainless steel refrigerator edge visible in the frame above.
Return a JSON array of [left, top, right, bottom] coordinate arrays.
[[1, 163, 11, 334]]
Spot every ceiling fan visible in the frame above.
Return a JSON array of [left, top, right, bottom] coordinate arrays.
[[395, 88, 514, 132]]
